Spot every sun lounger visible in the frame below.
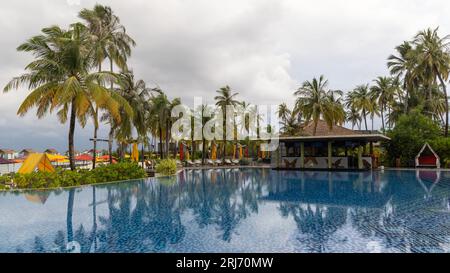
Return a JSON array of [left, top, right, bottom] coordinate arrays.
[[186, 160, 195, 167], [232, 159, 240, 165], [215, 159, 223, 166], [224, 159, 233, 165], [194, 160, 202, 166], [206, 159, 215, 166]]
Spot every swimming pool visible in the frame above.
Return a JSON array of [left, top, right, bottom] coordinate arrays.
[[1, 169, 450, 253]]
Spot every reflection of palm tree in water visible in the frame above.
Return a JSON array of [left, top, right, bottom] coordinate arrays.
[[279, 204, 347, 253]]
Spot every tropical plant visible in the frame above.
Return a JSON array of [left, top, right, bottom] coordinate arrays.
[[346, 84, 374, 131], [155, 158, 177, 176], [79, 4, 136, 163], [412, 27, 450, 136], [215, 86, 239, 158], [3, 24, 128, 170], [294, 75, 345, 135]]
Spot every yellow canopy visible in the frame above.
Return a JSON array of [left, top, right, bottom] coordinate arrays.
[[185, 149, 190, 161], [239, 146, 243, 160], [46, 154, 67, 162], [131, 143, 139, 162], [232, 144, 236, 160], [18, 153, 55, 174], [211, 143, 217, 160]]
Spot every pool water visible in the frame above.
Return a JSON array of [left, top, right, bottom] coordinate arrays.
[[1, 169, 450, 253]]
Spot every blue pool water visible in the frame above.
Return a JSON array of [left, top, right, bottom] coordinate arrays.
[[1, 169, 450, 253]]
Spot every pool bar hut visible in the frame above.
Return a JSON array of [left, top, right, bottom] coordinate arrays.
[[272, 120, 390, 170]]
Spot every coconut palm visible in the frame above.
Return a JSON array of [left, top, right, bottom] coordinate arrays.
[[277, 103, 291, 126], [215, 86, 239, 159], [294, 75, 344, 135], [115, 71, 158, 163], [413, 27, 450, 136], [346, 84, 374, 131], [387, 41, 417, 113], [346, 107, 362, 130], [370, 77, 397, 133], [3, 24, 126, 170], [80, 4, 136, 163]]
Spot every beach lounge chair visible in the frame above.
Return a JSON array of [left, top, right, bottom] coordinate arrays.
[[186, 160, 195, 167], [224, 159, 233, 165], [232, 159, 240, 165], [194, 160, 202, 166], [175, 160, 183, 168], [215, 159, 223, 166], [206, 159, 215, 166]]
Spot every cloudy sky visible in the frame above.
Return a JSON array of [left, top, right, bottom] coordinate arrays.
[[1, 0, 450, 152]]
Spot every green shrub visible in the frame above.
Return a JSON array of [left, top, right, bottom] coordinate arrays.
[[239, 159, 250, 166], [1, 162, 146, 190], [155, 159, 177, 176], [384, 110, 441, 167]]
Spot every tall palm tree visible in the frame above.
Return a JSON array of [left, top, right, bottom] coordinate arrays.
[[370, 77, 396, 133], [294, 75, 344, 135], [215, 86, 239, 159], [115, 71, 157, 163], [277, 103, 291, 126], [346, 84, 373, 131], [413, 27, 450, 136], [150, 92, 180, 159], [388, 41, 416, 113], [80, 4, 136, 163], [346, 107, 362, 130], [3, 24, 124, 170]]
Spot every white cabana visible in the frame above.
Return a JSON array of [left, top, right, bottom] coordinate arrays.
[[415, 143, 440, 169]]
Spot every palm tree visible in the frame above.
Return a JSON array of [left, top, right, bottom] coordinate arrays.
[[80, 4, 136, 163], [149, 92, 179, 159], [294, 75, 344, 135], [388, 41, 417, 113], [277, 103, 291, 126], [346, 107, 362, 130], [370, 77, 396, 133], [346, 84, 373, 131], [413, 27, 450, 136], [3, 24, 125, 170], [115, 71, 158, 164], [215, 86, 239, 159]]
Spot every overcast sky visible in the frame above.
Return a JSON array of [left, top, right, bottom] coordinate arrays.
[[1, 0, 450, 152]]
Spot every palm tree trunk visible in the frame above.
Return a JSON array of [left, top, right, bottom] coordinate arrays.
[[223, 112, 227, 160], [159, 125, 164, 159], [108, 126, 114, 164], [202, 138, 206, 165], [109, 58, 114, 165], [92, 109, 98, 169], [371, 115, 374, 131], [404, 81, 409, 114], [92, 63, 102, 169], [68, 100, 77, 171], [141, 143, 145, 168], [381, 104, 385, 134], [166, 119, 170, 158], [363, 110, 368, 131], [436, 71, 449, 137]]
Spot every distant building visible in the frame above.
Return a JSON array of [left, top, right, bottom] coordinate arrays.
[[88, 149, 103, 156], [44, 148, 59, 155], [273, 120, 390, 170], [20, 149, 36, 158], [65, 150, 81, 156], [0, 149, 18, 160]]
